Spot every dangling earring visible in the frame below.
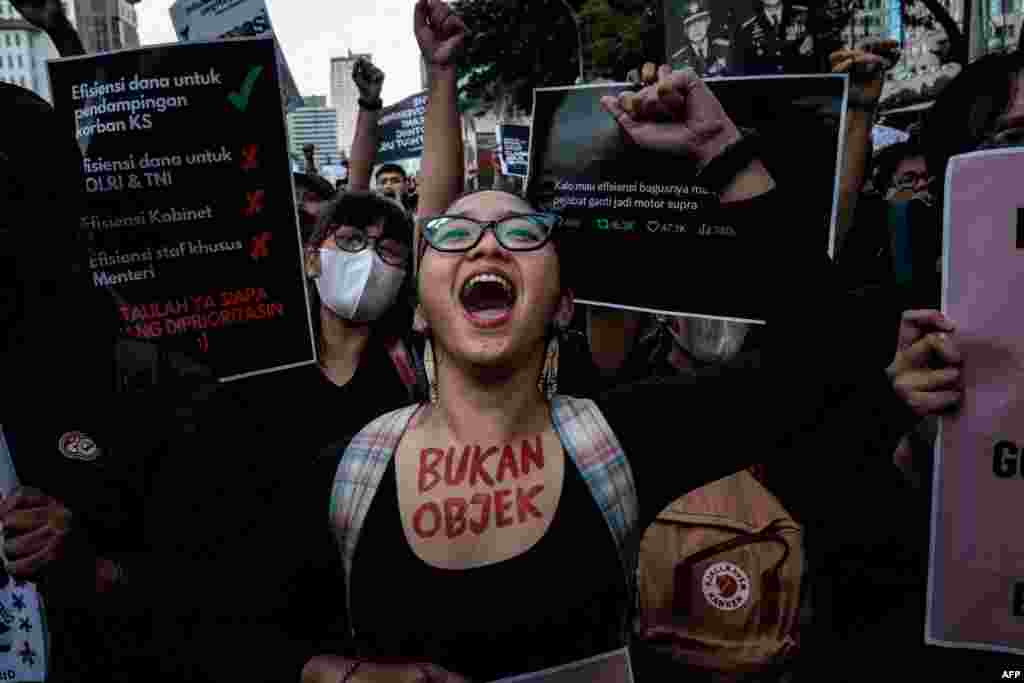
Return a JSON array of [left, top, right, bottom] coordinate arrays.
[[412, 305, 428, 334], [538, 334, 560, 401], [423, 337, 438, 405]]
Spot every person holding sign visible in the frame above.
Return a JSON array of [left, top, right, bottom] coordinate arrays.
[[348, 57, 386, 194], [135, 10, 472, 683], [302, 6, 964, 682], [135, 191, 425, 683], [1, 80, 168, 683]]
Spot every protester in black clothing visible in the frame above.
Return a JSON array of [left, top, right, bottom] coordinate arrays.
[[0, 79, 169, 682], [923, 51, 1024, 183], [873, 140, 932, 201], [127, 190, 426, 682], [816, 50, 1024, 681], [301, 7, 964, 677]]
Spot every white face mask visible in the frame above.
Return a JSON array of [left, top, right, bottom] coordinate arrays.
[[666, 316, 750, 365], [315, 248, 406, 323]]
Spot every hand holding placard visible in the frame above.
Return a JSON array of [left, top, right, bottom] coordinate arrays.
[[598, 65, 738, 166], [886, 310, 963, 417]]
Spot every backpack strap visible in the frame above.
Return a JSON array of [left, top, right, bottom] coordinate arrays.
[[333, 396, 640, 641], [330, 403, 421, 631], [550, 395, 639, 641]]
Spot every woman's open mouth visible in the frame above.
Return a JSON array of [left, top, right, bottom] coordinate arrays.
[[459, 272, 516, 328]]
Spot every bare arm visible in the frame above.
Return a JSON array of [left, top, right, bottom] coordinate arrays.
[[830, 40, 900, 254], [836, 107, 874, 251], [413, 0, 468, 268], [417, 65, 463, 220], [11, 0, 84, 57], [348, 109, 379, 192], [348, 58, 385, 192]]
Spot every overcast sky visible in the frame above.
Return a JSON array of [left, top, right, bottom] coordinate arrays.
[[135, 0, 423, 107]]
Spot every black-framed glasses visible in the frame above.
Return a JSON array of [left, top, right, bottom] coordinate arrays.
[[422, 213, 562, 253], [328, 225, 411, 267], [893, 171, 933, 190]]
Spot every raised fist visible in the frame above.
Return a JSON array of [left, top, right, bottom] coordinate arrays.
[[10, 0, 66, 32], [353, 57, 385, 103], [600, 64, 740, 166], [414, 0, 468, 69], [831, 39, 900, 107]]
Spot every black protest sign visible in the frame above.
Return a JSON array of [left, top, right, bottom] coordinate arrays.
[[498, 124, 530, 178], [49, 37, 315, 382], [527, 76, 846, 323], [377, 91, 427, 164]]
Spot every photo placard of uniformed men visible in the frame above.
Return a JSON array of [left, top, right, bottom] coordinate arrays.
[[734, 0, 816, 75], [669, 0, 733, 77]]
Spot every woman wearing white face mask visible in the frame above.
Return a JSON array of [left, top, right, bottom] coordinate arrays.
[[139, 191, 424, 683], [305, 191, 418, 393]]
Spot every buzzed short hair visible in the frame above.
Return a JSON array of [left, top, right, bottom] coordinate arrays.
[[375, 163, 407, 182]]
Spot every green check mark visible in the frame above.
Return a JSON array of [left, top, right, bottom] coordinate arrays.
[[228, 65, 264, 112]]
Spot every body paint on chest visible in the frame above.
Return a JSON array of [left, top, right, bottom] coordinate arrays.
[[412, 436, 547, 539]]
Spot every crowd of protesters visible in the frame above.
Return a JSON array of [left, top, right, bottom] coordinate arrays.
[[1, 0, 1022, 680]]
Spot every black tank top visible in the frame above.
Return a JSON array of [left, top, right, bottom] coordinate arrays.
[[350, 451, 626, 681]]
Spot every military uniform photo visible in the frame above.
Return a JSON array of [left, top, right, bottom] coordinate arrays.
[[668, 0, 733, 78], [735, 0, 816, 75]]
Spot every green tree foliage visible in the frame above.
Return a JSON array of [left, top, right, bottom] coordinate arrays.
[[580, 0, 662, 80], [453, 0, 587, 112]]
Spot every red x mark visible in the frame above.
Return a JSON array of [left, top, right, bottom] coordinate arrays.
[[250, 231, 272, 260], [241, 144, 259, 170], [244, 190, 265, 217]]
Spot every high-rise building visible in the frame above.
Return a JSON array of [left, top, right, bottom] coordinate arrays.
[[0, 0, 78, 101], [74, 0, 141, 55], [990, 0, 1024, 51], [287, 95, 339, 169], [330, 49, 371, 157]]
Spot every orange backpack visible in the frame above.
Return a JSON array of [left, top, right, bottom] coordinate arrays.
[[634, 469, 804, 676]]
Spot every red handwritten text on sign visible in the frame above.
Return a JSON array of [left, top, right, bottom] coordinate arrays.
[[119, 288, 285, 338]]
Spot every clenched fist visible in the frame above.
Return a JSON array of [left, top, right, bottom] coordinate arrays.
[[600, 64, 739, 166], [353, 57, 385, 103], [10, 0, 66, 32], [414, 0, 468, 68], [831, 39, 900, 108]]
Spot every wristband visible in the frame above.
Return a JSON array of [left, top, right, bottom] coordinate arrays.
[[358, 97, 382, 111], [695, 128, 761, 194]]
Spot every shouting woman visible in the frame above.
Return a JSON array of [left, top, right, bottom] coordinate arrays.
[[302, 2, 964, 682]]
